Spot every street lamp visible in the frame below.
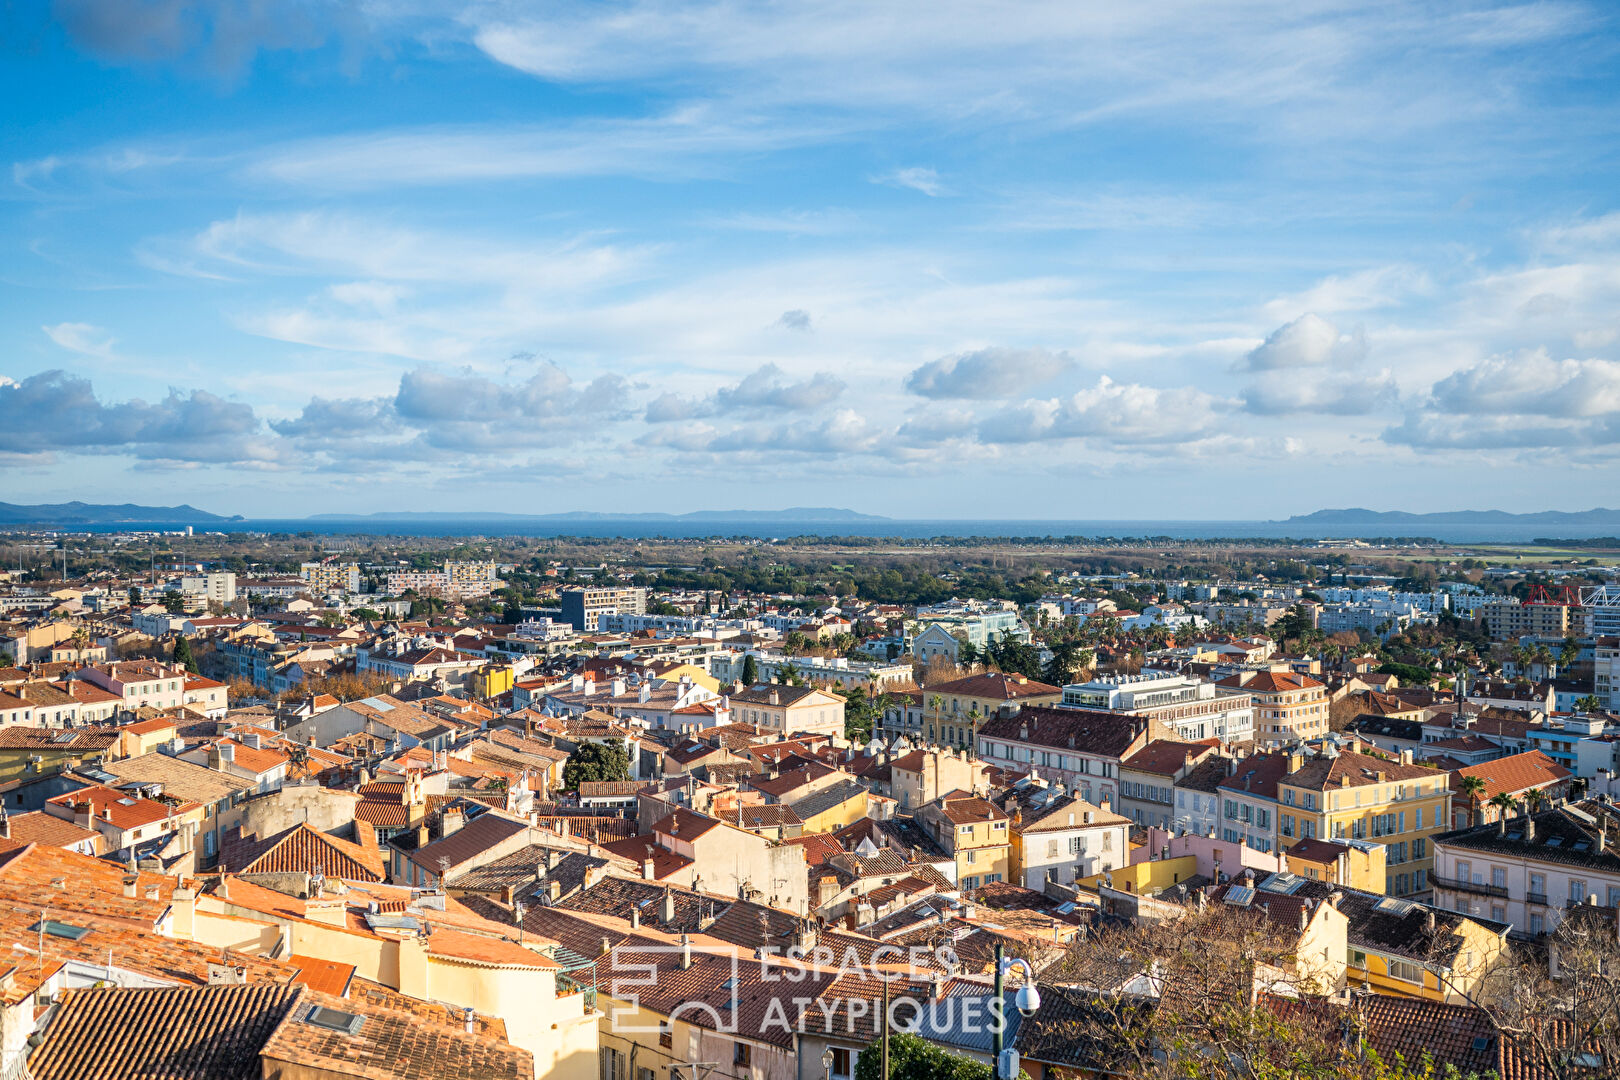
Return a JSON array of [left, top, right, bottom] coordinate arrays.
[[821, 1048, 835, 1080], [992, 944, 1040, 1080]]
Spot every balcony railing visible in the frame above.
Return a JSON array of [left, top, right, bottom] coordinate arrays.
[[1429, 874, 1508, 899], [1526, 892, 1549, 906]]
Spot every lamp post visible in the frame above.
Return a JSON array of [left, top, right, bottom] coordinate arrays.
[[992, 943, 1041, 1080], [822, 1048, 834, 1080]]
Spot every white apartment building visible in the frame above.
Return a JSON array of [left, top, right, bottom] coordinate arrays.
[[1060, 669, 1255, 743], [1431, 800, 1620, 938], [180, 571, 237, 604]]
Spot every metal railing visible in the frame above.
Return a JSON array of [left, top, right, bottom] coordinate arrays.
[[1429, 874, 1508, 899]]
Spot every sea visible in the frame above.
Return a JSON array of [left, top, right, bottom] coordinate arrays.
[[54, 518, 1620, 544]]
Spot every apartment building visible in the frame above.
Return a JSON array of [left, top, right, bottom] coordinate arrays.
[[178, 571, 236, 604], [559, 585, 648, 630], [1432, 799, 1620, 938], [977, 706, 1164, 812], [1219, 751, 1291, 853], [75, 660, 188, 714], [1002, 775, 1129, 888], [916, 792, 1012, 890], [1217, 669, 1329, 744], [1478, 598, 1583, 640], [298, 561, 361, 594], [726, 683, 845, 737], [1277, 748, 1452, 897], [917, 671, 1062, 746], [1118, 739, 1217, 830], [1061, 669, 1255, 742], [1596, 636, 1618, 710]]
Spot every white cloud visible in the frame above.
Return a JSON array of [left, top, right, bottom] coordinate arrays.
[[977, 376, 1228, 445], [1427, 350, 1620, 418], [1241, 313, 1367, 371], [905, 346, 1074, 399], [875, 167, 946, 197], [42, 322, 118, 361], [1241, 371, 1398, 415]]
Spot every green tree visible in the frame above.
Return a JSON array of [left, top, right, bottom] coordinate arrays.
[[127, 586, 142, 606], [172, 635, 199, 675], [1574, 694, 1602, 712], [853, 1033, 1018, 1080], [740, 653, 759, 686], [164, 592, 185, 614], [562, 741, 632, 791]]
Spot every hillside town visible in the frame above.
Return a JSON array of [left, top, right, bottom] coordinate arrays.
[[0, 534, 1614, 1079]]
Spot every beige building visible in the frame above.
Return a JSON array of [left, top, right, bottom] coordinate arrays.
[[727, 683, 845, 737], [1218, 669, 1329, 745], [918, 671, 1062, 747]]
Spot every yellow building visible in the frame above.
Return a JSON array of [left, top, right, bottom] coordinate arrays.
[[1277, 749, 1450, 897], [785, 779, 869, 835], [1078, 854, 1197, 896], [920, 671, 1062, 747], [1283, 837, 1387, 892], [1218, 669, 1330, 745], [917, 792, 1011, 890], [467, 664, 516, 700]]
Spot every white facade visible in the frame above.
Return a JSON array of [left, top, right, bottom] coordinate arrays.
[[180, 571, 237, 603], [1060, 670, 1254, 743]]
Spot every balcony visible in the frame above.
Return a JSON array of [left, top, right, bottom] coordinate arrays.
[[1429, 874, 1508, 899], [1526, 892, 1549, 907]]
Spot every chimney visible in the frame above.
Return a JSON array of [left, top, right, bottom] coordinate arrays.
[[643, 857, 655, 880], [463, 1007, 476, 1035], [631, 907, 640, 930], [123, 874, 138, 899], [680, 933, 691, 970], [661, 887, 676, 924], [1327, 890, 1342, 910], [600, 937, 612, 957], [548, 879, 561, 904], [441, 808, 465, 837]]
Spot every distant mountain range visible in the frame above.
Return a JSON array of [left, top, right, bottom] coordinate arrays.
[[1285, 507, 1620, 525], [306, 507, 891, 523], [0, 501, 241, 525]]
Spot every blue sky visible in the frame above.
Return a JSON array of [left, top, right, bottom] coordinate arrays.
[[4, 1, 1620, 520]]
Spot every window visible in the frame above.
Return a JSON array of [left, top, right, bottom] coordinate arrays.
[[1281, 815, 1295, 838], [965, 849, 977, 864], [1349, 949, 1367, 968], [1530, 873, 1546, 896], [1571, 879, 1588, 903], [733, 1042, 752, 1068], [1048, 840, 1060, 858], [659, 1026, 673, 1049], [1492, 867, 1507, 889], [1456, 860, 1470, 882], [830, 1049, 854, 1080], [1609, 886, 1620, 908], [1530, 913, 1545, 935], [1387, 959, 1423, 984], [961, 875, 979, 890]]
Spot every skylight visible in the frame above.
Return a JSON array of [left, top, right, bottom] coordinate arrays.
[[30, 920, 91, 941], [1223, 886, 1255, 907], [304, 1005, 365, 1035]]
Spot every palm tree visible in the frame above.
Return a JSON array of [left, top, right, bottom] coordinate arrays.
[[1458, 775, 1488, 827], [68, 626, 91, 668], [1573, 694, 1602, 713], [1522, 786, 1547, 815], [1487, 792, 1518, 823], [928, 694, 944, 745]]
